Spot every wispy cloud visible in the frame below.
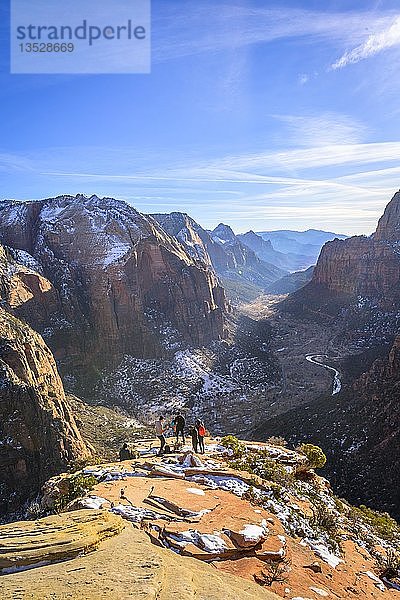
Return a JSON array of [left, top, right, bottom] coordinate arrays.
[[298, 74, 309, 85], [332, 15, 400, 69], [214, 141, 400, 172], [2, 133, 400, 235], [0, 153, 35, 173], [272, 113, 368, 147], [153, 3, 398, 62]]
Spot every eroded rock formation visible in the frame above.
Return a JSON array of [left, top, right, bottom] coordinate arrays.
[[0, 243, 60, 327]]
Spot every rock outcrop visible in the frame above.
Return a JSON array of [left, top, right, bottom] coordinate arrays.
[[375, 190, 400, 241], [0, 509, 124, 573], [311, 235, 400, 306], [0, 196, 228, 390], [0, 307, 89, 513], [0, 242, 60, 328], [297, 191, 400, 310]]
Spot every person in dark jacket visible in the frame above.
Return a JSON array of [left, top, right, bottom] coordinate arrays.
[[175, 412, 186, 444], [195, 419, 205, 454], [119, 442, 131, 461], [189, 425, 198, 454]]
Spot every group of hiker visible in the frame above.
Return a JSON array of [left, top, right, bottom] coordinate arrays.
[[155, 412, 206, 456], [118, 412, 207, 461]]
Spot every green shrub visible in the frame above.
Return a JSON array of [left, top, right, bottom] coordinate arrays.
[[54, 473, 97, 511], [298, 443, 326, 469], [311, 503, 338, 533], [229, 449, 293, 486], [220, 435, 246, 458], [354, 505, 400, 542], [242, 485, 263, 506]]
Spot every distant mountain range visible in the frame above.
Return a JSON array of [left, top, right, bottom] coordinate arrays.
[[152, 214, 286, 303], [152, 213, 345, 301], [255, 229, 348, 271], [266, 265, 315, 295]]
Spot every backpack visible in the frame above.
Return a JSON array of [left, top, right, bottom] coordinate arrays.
[[198, 425, 206, 437]]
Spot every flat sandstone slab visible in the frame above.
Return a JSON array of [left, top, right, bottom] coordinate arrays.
[[0, 509, 124, 572]]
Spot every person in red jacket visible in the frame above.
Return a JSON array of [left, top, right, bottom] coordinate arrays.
[[195, 419, 206, 454]]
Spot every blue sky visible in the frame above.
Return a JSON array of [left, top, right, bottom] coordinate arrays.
[[1, 0, 400, 235]]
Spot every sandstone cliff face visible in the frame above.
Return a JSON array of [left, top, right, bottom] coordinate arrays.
[[0, 307, 89, 513], [312, 236, 400, 307], [375, 190, 400, 241], [0, 196, 228, 389]]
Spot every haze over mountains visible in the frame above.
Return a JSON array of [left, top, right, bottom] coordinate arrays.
[[241, 229, 347, 272], [0, 190, 399, 525]]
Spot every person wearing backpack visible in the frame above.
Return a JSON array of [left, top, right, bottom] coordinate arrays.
[[195, 419, 206, 454], [175, 411, 186, 444]]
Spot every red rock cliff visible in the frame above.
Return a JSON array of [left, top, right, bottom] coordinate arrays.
[[0, 196, 228, 389]]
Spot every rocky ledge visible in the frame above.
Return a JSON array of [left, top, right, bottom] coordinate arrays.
[[1, 439, 399, 599], [0, 513, 277, 600], [0, 509, 123, 574]]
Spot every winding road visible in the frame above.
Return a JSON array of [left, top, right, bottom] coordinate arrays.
[[305, 354, 342, 396]]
